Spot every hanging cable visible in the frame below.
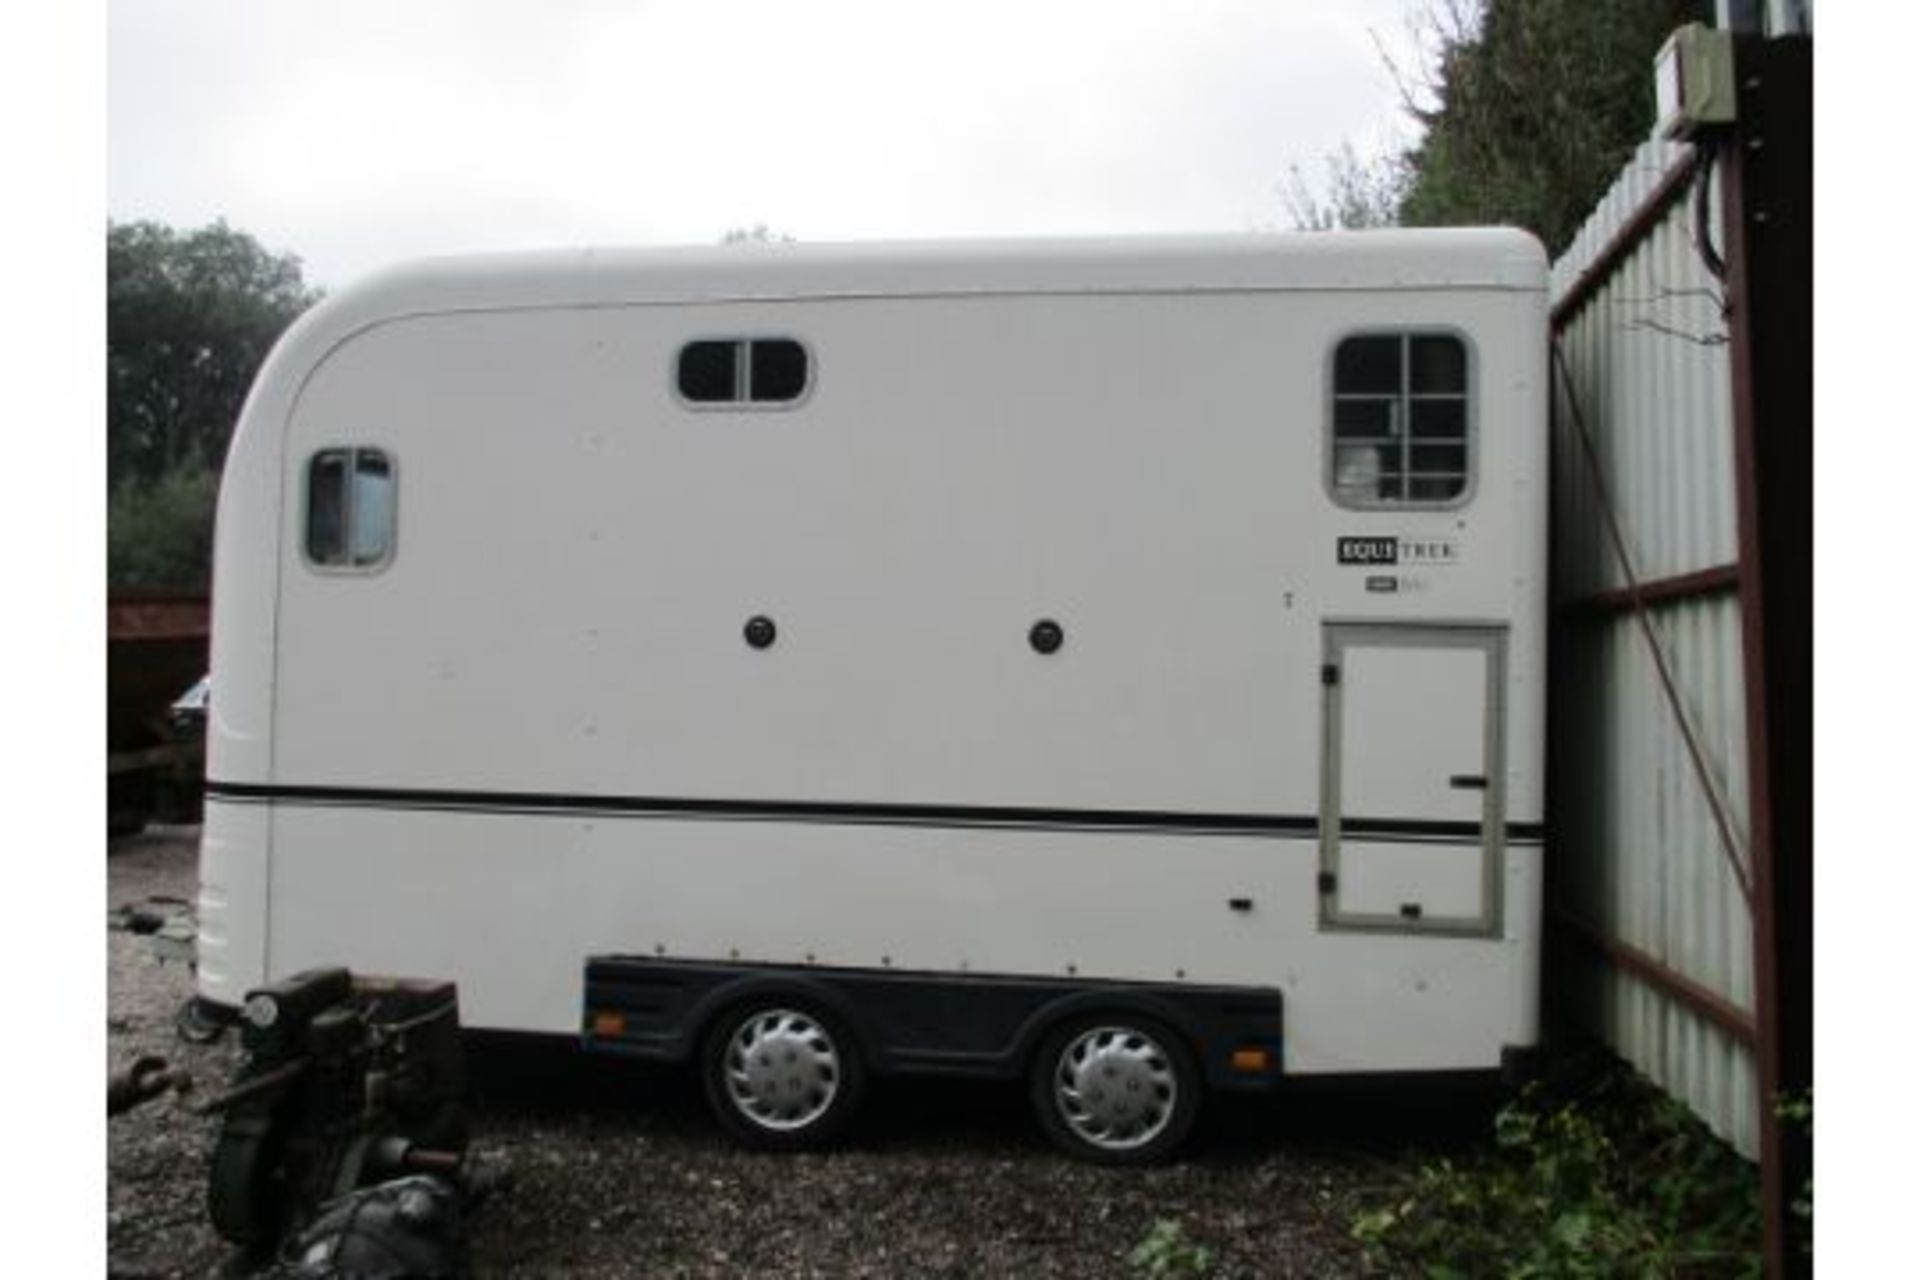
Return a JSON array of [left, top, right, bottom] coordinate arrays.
[[1693, 136, 1728, 281]]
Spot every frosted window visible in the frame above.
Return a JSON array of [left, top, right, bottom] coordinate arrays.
[[306, 447, 395, 570]]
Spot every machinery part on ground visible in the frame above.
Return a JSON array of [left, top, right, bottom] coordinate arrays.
[[265, 1175, 466, 1279], [176, 995, 237, 1045], [205, 967, 470, 1256], [108, 1055, 193, 1116]]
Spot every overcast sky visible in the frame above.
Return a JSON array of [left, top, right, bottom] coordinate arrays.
[[109, 0, 1429, 288]]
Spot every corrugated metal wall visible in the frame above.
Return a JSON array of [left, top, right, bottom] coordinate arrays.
[[1550, 139, 1759, 1156]]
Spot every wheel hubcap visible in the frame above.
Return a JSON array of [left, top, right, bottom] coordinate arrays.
[[723, 1009, 841, 1131], [1053, 1026, 1177, 1151]]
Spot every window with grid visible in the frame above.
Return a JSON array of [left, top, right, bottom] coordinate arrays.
[[1329, 333, 1471, 507], [676, 338, 810, 406], [305, 447, 395, 569]]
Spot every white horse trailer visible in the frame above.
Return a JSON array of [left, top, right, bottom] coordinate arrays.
[[197, 230, 1549, 1161]]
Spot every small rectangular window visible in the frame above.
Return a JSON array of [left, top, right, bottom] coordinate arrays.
[[677, 338, 809, 407], [349, 452, 394, 565], [1409, 399, 1466, 440], [1334, 336, 1402, 394], [678, 340, 741, 402], [1330, 333, 1470, 507], [306, 447, 395, 569], [306, 451, 347, 564], [1409, 336, 1467, 393], [749, 339, 808, 402], [1334, 397, 1396, 440]]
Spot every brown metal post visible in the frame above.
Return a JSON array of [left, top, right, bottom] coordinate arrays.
[[1719, 35, 1813, 1278]]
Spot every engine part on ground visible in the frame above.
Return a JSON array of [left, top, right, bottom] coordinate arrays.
[[206, 968, 470, 1256], [176, 994, 238, 1044], [198, 1058, 311, 1114], [266, 1175, 466, 1279], [109, 1055, 193, 1116]]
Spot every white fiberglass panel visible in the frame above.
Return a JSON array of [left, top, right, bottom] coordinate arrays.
[[265, 804, 1541, 1074], [195, 800, 271, 1006], [270, 289, 1539, 820]]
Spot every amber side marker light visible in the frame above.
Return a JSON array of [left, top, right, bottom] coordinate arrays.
[[1231, 1047, 1273, 1073], [591, 1012, 626, 1037]]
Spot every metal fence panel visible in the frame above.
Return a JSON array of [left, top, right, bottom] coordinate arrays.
[[1551, 139, 1758, 1157]]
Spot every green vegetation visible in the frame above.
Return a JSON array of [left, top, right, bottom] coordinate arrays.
[[108, 219, 318, 588], [720, 224, 795, 244], [1128, 1217, 1214, 1278], [107, 462, 220, 591], [1280, 141, 1407, 233], [1289, 0, 1704, 253], [1350, 1051, 1764, 1278], [1396, 0, 1701, 253], [1775, 1089, 1812, 1251]]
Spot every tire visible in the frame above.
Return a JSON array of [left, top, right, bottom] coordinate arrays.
[[207, 1111, 289, 1246], [700, 1000, 866, 1151], [1028, 1013, 1202, 1165]]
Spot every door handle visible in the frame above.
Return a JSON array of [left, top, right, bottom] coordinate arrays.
[[1449, 774, 1488, 790]]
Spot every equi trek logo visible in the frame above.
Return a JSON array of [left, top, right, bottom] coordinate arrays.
[[1336, 536, 1460, 566], [1336, 536, 1399, 565]]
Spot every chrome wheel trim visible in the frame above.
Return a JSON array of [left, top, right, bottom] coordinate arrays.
[[1052, 1025, 1178, 1151], [722, 1008, 842, 1132]]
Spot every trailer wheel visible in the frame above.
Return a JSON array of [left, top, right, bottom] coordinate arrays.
[[1029, 1014, 1201, 1165], [700, 1001, 866, 1151]]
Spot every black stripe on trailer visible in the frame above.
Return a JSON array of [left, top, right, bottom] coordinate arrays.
[[204, 781, 1547, 845]]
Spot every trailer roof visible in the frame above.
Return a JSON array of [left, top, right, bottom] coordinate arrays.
[[246, 229, 1544, 409], [308, 227, 1542, 326]]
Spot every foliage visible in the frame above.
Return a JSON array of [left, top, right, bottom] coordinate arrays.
[[1288, 1, 1703, 252], [1390, 0, 1704, 254], [108, 463, 219, 591], [108, 219, 317, 588], [1775, 1090, 1812, 1249], [1128, 1217, 1213, 1278], [1351, 1050, 1762, 1278], [108, 219, 318, 496], [1281, 141, 1408, 231], [720, 224, 795, 245]]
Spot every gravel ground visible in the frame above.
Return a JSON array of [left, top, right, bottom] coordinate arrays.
[[110, 827, 1489, 1278], [108, 827, 245, 1279]]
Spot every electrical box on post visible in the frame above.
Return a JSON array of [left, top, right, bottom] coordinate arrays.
[[1654, 23, 1738, 140]]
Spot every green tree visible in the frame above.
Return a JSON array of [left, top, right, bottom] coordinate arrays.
[[108, 220, 318, 495], [107, 220, 318, 588], [1392, 0, 1703, 254], [107, 463, 220, 591]]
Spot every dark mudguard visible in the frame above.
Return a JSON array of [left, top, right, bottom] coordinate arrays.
[[582, 956, 1284, 1092]]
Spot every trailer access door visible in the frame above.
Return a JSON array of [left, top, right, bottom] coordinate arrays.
[[1318, 624, 1506, 935]]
